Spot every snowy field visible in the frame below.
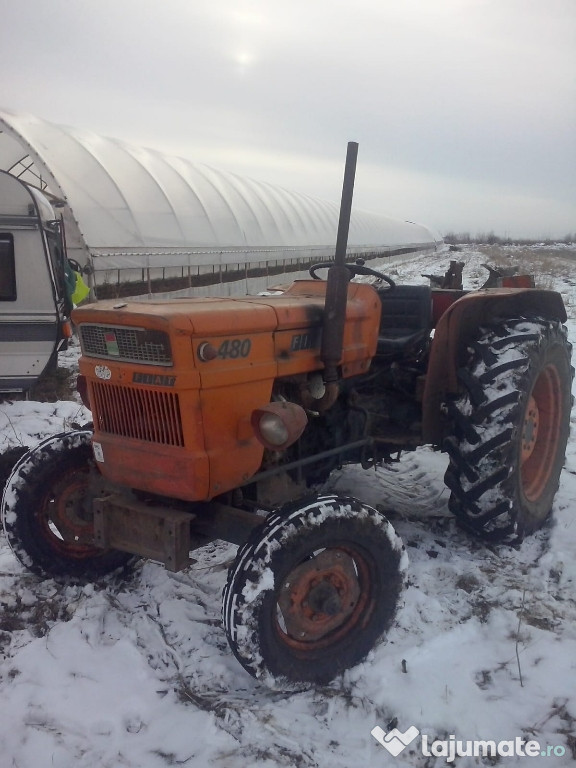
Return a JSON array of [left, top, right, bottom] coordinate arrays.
[[0, 245, 575, 767]]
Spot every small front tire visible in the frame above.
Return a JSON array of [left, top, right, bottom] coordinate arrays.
[[0, 446, 28, 493], [2, 430, 136, 580], [222, 495, 407, 689]]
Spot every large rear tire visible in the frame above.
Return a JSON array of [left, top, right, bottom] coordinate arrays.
[[444, 318, 573, 543], [222, 495, 407, 689], [2, 431, 136, 580]]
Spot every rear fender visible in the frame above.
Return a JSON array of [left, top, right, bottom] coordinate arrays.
[[422, 288, 567, 444]]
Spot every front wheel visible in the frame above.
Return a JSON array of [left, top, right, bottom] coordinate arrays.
[[2, 431, 136, 580], [444, 318, 573, 544], [222, 495, 407, 689], [0, 446, 28, 493]]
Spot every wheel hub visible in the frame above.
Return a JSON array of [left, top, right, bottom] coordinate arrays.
[[278, 549, 361, 642], [48, 472, 94, 544], [521, 364, 563, 502], [521, 395, 539, 462], [306, 580, 342, 616]]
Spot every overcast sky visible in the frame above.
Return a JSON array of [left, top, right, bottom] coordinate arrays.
[[1, 0, 574, 238]]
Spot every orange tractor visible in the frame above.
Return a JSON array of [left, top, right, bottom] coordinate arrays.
[[2, 144, 572, 688]]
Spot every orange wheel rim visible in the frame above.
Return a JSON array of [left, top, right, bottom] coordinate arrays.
[[275, 546, 372, 652], [38, 469, 101, 558], [521, 364, 563, 502]]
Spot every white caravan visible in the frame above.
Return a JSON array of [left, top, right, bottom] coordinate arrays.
[[0, 170, 71, 393]]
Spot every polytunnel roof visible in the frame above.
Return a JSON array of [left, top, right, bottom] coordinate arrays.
[[0, 109, 438, 261]]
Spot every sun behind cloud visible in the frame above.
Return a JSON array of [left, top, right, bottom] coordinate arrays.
[[233, 50, 257, 74]]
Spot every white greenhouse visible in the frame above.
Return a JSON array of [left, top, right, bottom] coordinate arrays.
[[0, 109, 441, 297]]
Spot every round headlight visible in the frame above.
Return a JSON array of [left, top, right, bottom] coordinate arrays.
[[258, 413, 289, 447], [250, 402, 308, 451]]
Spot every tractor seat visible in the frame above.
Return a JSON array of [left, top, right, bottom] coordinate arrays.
[[376, 284, 432, 357]]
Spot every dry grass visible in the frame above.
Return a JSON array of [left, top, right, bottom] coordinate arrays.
[[0, 365, 76, 407], [477, 245, 576, 291], [28, 365, 76, 403]]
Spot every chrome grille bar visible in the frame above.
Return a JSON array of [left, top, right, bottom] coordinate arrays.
[[80, 324, 172, 366]]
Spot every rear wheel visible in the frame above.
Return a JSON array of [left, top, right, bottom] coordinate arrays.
[[2, 431, 135, 580], [222, 495, 407, 689], [444, 318, 573, 543]]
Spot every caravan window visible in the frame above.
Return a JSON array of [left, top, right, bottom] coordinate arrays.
[[0, 234, 16, 301]]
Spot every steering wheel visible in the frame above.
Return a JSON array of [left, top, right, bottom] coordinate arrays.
[[309, 260, 396, 288]]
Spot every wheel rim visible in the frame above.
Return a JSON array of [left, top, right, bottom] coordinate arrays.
[[521, 363, 563, 502], [275, 545, 372, 651], [38, 467, 102, 559]]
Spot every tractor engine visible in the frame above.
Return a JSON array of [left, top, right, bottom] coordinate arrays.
[[73, 279, 387, 507]]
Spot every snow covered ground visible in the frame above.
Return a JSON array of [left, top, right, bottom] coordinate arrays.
[[0, 246, 575, 767]]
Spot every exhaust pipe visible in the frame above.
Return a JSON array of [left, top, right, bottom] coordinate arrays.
[[314, 141, 358, 411]]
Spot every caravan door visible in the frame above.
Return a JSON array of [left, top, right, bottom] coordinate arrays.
[[0, 171, 67, 392]]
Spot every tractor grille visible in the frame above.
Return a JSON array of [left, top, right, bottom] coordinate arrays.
[[79, 324, 172, 366], [91, 382, 184, 447]]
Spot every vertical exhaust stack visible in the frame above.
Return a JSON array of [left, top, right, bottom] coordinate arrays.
[[317, 141, 359, 411]]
